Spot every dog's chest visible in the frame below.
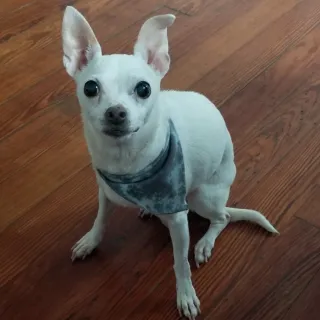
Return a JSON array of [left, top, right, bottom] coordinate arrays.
[[99, 180, 137, 208], [96, 121, 188, 214]]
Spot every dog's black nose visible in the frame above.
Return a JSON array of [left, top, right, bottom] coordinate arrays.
[[105, 105, 127, 125]]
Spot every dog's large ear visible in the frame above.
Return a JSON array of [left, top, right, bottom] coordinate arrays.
[[134, 14, 175, 77], [62, 6, 102, 77]]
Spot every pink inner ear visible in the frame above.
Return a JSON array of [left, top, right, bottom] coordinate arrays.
[[149, 51, 169, 75], [147, 49, 155, 65], [147, 49, 168, 74], [152, 56, 165, 74], [78, 49, 88, 71]]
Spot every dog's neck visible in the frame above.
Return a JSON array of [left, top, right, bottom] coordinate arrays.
[[83, 107, 169, 175]]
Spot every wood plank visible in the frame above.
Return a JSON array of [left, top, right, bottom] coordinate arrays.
[[119, 219, 320, 320], [0, 0, 141, 67], [0, 165, 97, 286], [0, 128, 90, 233], [163, 0, 303, 90], [0, 1, 79, 18], [104, 0, 254, 57], [0, 0, 46, 17], [0, 0, 129, 44], [165, 0, 212, 15], [191, 0, 320, 105], [295, 185, 320, 229], [0, 0, 33, 15], [0, 0, 161, 104], [219, 25, 320, 204], [0, 69, 75, 140], [0, 103, 81, 183], [0, 0, 70, 44], [203, 218, 320, 320], [168, 0, 258, 62], [229, 91, 320, 229], [281, 268, 320, 320], [0, 166, 169, 319], [220, 24, 320, 143]]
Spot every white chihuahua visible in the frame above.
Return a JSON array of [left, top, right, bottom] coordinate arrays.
[[62, 6, 278, 319]]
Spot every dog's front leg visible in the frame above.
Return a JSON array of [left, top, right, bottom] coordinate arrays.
[[160, 211, 200, 319], [71, 186, 114, 261]]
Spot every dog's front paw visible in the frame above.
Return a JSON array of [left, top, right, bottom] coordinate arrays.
[[177, 280, 201, 320], [71, 230, 101, 261]]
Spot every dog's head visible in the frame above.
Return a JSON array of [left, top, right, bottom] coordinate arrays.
[[62, 6, 175, 139]]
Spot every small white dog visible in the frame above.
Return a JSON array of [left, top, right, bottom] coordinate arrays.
[[62, 6, 278, 319]]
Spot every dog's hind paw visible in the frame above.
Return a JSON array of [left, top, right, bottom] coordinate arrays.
[[139, 209, 153, 219], [194, 237, 214, 268]]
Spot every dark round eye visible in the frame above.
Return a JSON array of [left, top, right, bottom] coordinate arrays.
[[135, 81, 151, 99], [84, 80, 99, 98]]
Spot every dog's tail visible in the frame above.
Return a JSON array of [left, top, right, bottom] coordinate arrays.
[[226, 207, 279, 234]]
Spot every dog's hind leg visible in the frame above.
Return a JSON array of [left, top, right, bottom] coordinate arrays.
[[189, 143, 278, 267], [188, 184, 231, 268], [188, 142, 236, 267]]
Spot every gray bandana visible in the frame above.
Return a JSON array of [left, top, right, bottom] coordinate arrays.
[[97, 120, 188, 214]]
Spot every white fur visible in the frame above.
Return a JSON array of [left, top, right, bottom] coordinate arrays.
[[62, 7, 278, 319]]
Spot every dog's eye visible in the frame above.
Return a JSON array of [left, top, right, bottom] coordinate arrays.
[[135, 81, 151, 99], [84, 80, 99, 98]]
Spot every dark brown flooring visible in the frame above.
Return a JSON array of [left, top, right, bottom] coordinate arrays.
[[0, 0, 320, 319]]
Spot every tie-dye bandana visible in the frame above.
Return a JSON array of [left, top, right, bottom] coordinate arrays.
[[97, 120, 188, 214]]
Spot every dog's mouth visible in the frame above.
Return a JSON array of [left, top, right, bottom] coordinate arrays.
[[103, 127, 139, 138]]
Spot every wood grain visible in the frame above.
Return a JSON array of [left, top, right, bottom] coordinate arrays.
[[203, 218, 320, 320], [0, 0, 161, 104], [220, 25, 320, 202], [1, 0, 320, 319], [165, 0, 213, 15], [0, 166, 169, 318], [280, 267, 320, 320], [122, 219, 320, 320], [0, 69, 75, 139], [295, 183, 320, 228], [191, 0, 320, 105], [163, 0, 303, 90], [0, 109, 88, 231]]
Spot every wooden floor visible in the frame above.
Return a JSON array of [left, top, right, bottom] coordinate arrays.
[[1, 0, 320, 319]]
